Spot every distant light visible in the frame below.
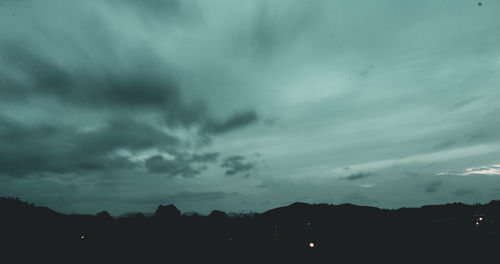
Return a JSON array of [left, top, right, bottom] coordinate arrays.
[[309, 242, 315, 248], [479, 217, 483, 221], [475, 222, 479, 226], [81, 235, 85, 239]]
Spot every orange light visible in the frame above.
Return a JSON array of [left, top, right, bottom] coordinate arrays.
[[309, 242, 315, 248]]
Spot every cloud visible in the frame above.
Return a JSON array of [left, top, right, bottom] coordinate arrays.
[[1, 0, 260, 137], [0, 115, 181, 177], [144, 152, 219, 178], [0, 115, 220, 179], [3, 44, 258, 134], [331, 144, 500, 180], [201, 111, 258, 135], [189, 152, 220, 163], [461, 164, 500, 176], [0, 0, 261, 181], [425, 180, 442, 194], [437, 164, 500, 176], [340, 172, 371, 181], [2, 0, 500, 214], [80, 118, 179, 152], [221, 155, 256, 177], [145, 155, 199, 177]]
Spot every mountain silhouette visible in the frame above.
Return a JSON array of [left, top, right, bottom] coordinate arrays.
[[1, 196, 499, 263]]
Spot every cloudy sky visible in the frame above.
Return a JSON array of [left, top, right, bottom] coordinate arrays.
[[1, 0, 500, 215]]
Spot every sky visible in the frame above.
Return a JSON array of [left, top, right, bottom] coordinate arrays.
[[1, 0, 500, 215]]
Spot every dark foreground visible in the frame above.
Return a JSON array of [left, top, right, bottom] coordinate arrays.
[[1, 197, 500, 263]]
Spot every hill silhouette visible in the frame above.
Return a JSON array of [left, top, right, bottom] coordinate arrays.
[[1, 197, 499, 263]]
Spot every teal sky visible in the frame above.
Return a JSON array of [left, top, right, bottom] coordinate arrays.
[[1, 0, 500, 215]]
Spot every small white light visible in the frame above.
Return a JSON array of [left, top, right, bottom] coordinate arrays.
[[309, 242, 315, 248], [479, 217, 483, 221], [81, 235, 85, 239]]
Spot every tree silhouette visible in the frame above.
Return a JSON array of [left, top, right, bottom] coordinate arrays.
[[209, 210, 228, 220], [2, 196, 500, 263], [154, 204, 181, 219], [96, 210, 113, 220]]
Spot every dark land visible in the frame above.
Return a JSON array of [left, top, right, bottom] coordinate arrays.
[[2, 197, 500, 263]]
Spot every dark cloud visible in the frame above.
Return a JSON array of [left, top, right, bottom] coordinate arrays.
[[221, 155, 256, 177], [2, 37, 258, 135], [3, 45, 205, 127], [190, 152, 220, 163], [453, 188, 475, 196], [0, 0, 260, 187], [145, 155, 199, 177], [425, 180, 442, 193], [0, 115, 177, 177], [144, 152, 219, 178], [2, 0, 500, 215], [79, 118, 179, 153], [201, 111, 258, 134], [340, 172, 371, 181]]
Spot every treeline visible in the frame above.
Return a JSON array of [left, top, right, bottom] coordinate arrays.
[[1, 197, 500, 263]]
